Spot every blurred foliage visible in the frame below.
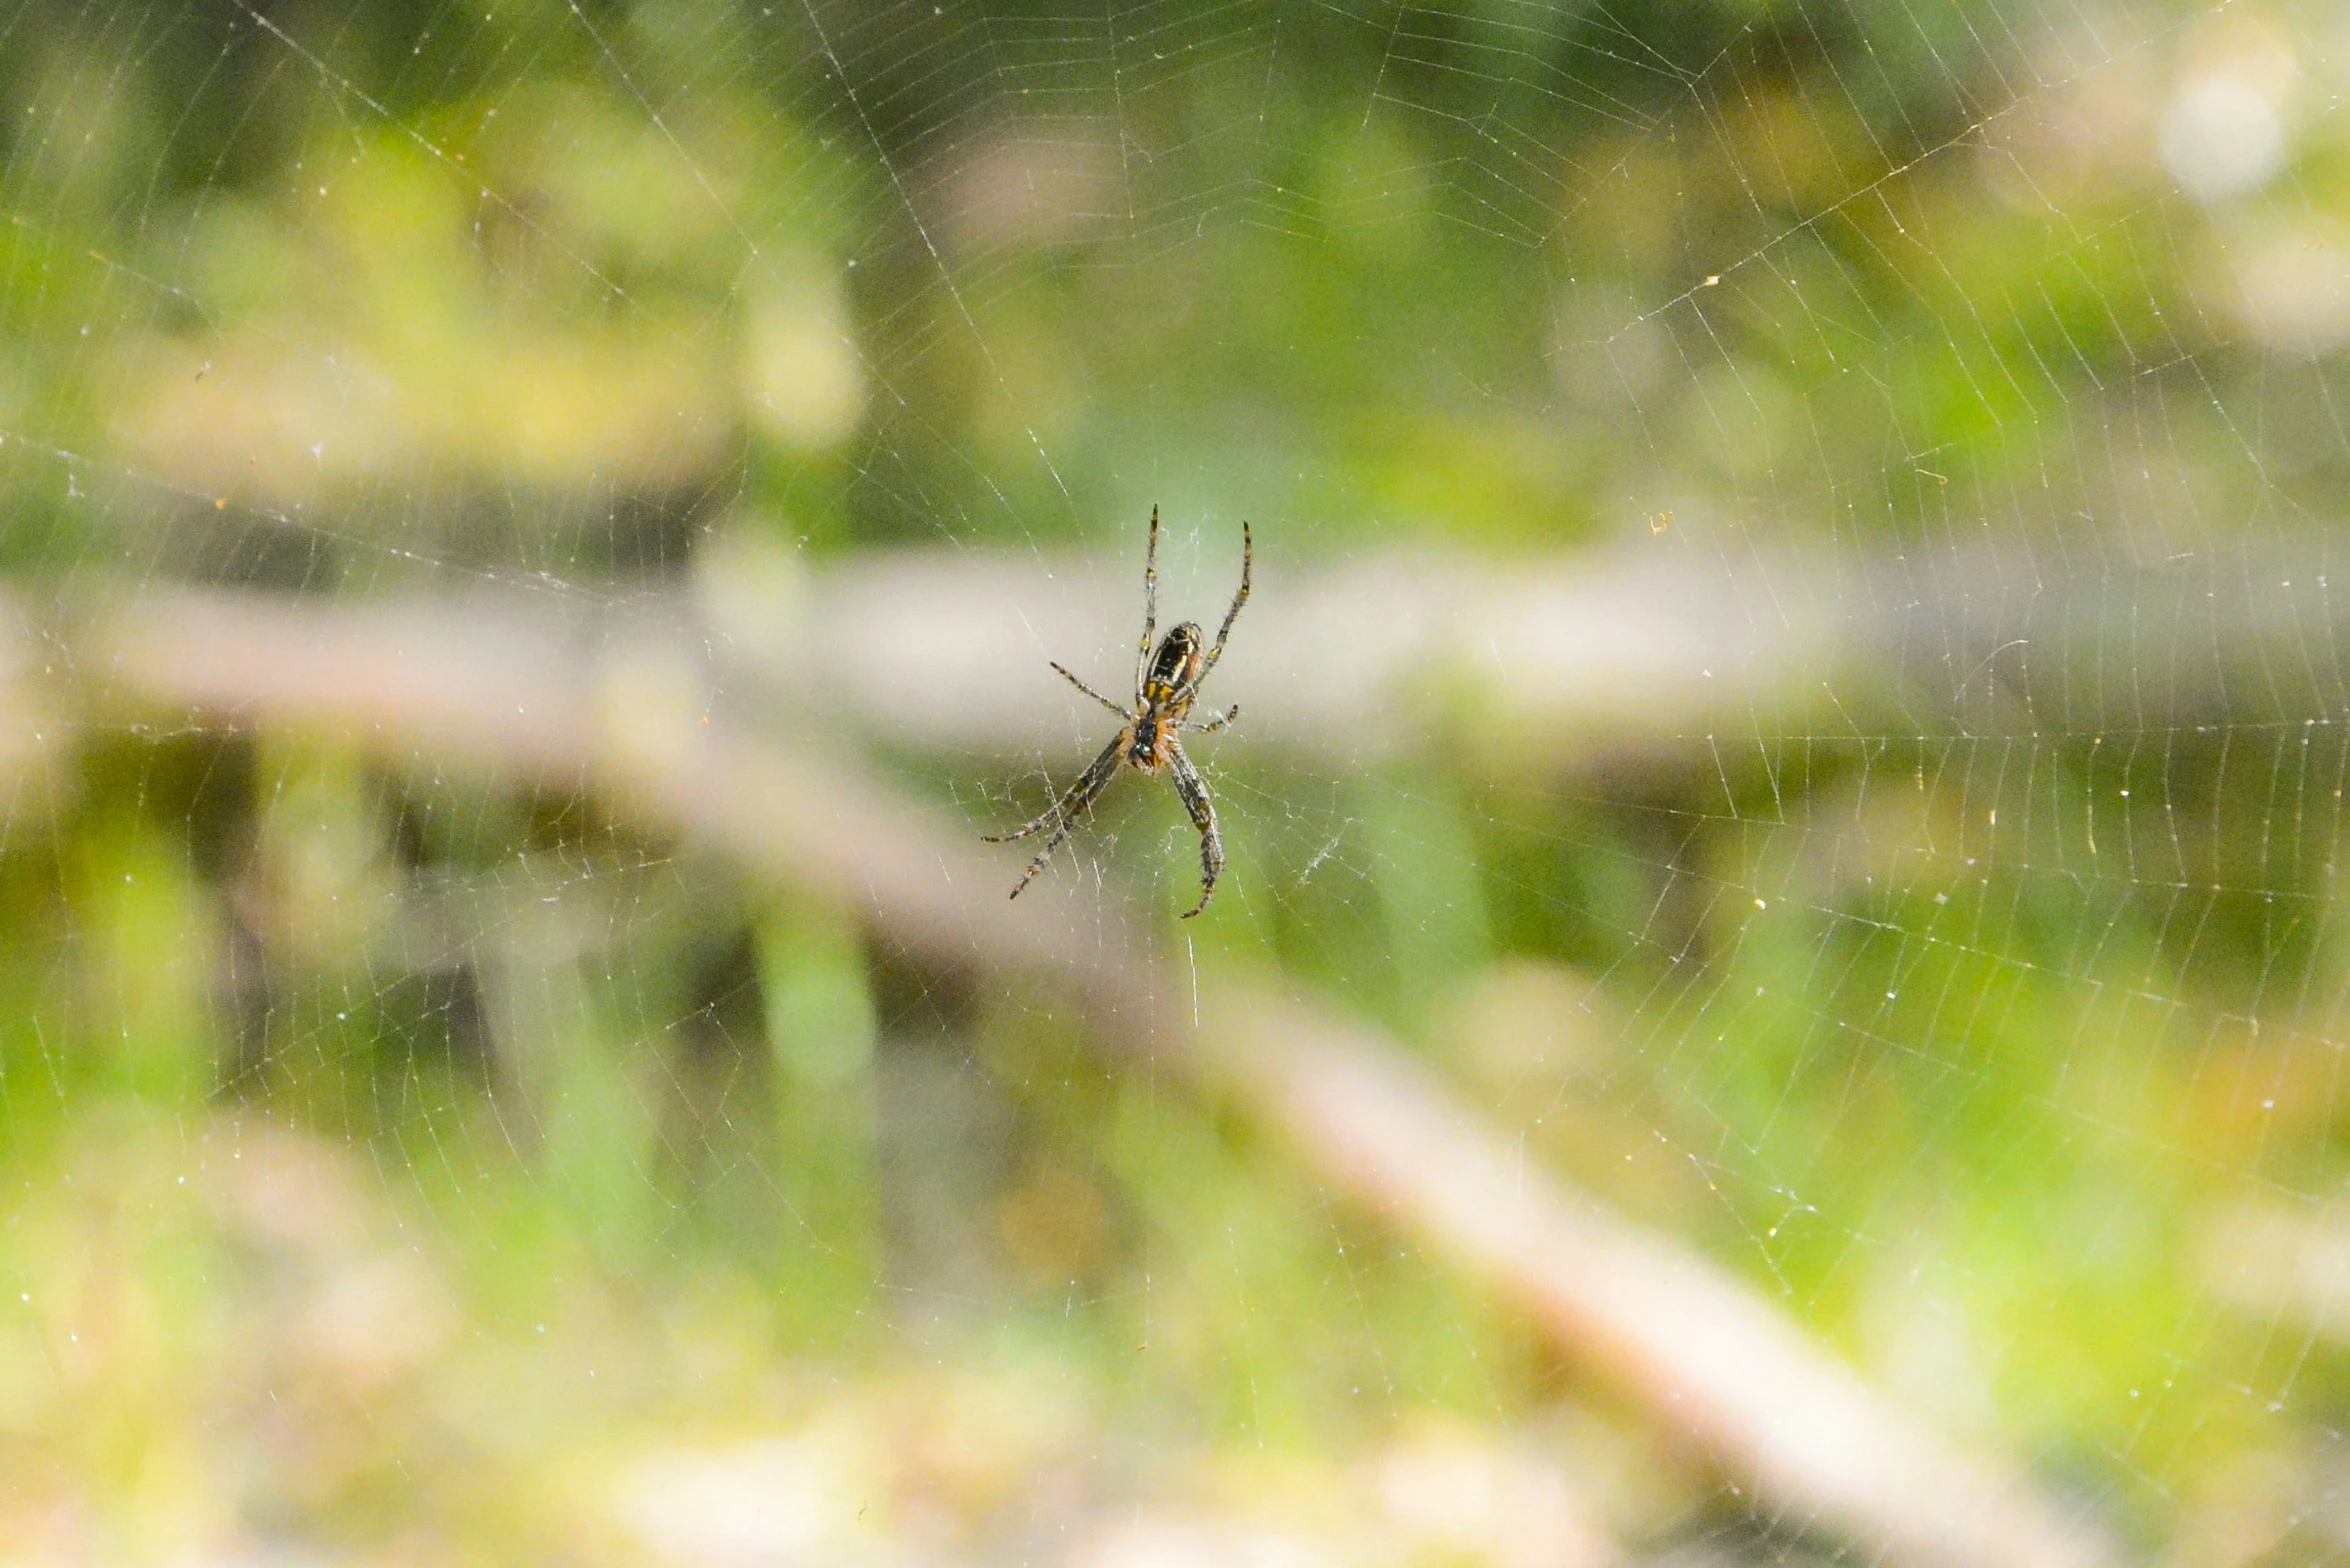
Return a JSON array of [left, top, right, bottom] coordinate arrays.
[[8, 0, 2350, 1562]]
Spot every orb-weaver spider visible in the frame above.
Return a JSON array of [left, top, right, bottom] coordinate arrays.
[[985, 506, 1251, 918]]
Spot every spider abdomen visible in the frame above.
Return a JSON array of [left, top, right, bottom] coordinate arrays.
[[1142, 622, 1206, 707]]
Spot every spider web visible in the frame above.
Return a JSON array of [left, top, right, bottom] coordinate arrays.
[[0, 0, 2340, 1561]]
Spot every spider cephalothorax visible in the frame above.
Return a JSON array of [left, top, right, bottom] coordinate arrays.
[[984, 506, 1251, 918]]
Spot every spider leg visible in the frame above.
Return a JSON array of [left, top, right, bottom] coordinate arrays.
[[1051, 662, 1130, 718], [1167, 739, 1224, 919], [1134, 504, 1160, 707], [1182, 520, 1251, 700], [984, 732, 1129, 899], [1187, 703, 1239, 735]]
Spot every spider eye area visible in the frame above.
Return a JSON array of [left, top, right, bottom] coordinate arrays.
[[1127, 715, 1179, 774]]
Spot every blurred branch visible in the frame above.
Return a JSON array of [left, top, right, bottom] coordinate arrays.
[[712, 533, 1811, 758], [2202, 1199, 2350, 1345], [705, 529, 2350, 760], [87, 586, 2116, 1568]]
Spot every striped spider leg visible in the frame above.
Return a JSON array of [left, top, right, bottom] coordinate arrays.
[[981, 729, 1131, 901]]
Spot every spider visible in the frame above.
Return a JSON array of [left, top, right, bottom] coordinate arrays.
[[985, 505, 1251, 918]]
